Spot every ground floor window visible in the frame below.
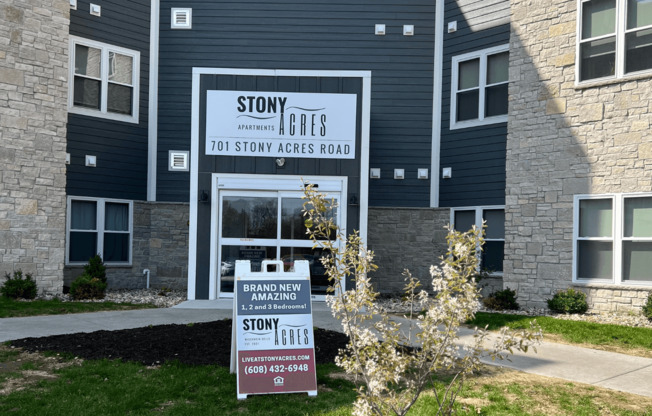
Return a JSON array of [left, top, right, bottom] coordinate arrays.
[[574, 193, 652, 284], [66, 196, 133, 265], [451, 206, 505, 273]]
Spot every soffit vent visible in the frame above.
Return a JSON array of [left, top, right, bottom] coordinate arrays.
[[169, 151, 189, 171], [171, 8, 192, 29]]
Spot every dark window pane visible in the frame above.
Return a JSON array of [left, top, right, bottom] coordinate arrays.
[[74, 77, 101, 110], [579, 199, 612, 237], [580, 37, 616, 80], [482, 241, 504, 272], [71, 200, 97, 230], [222, 197, 278, 239], [487, 52, 509, 84], [628, 0, 652, 29], [104, 233, 129, 262], [483, 209, 505, 239], [577, 241, 612, 279], [626, 28, 652, 73], [74, 44, 101, 77], [69, 232, 97, 262], [454, 210, 475, 232], [107, 83, 133, 115], [456, 90, 479, 121], [623, 241, 652, 281], [281, 198, 312, 241], [219, 245, 276, 293], [485, 84, 508, 117], [582, 0, 616, 39], [281, 247, 332, 295], [458, 58, 479, 90], [105, 203, 129, 231]]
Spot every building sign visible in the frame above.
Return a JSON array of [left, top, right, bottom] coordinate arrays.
[[206, 90, 357, 159], [231, 260, 318, 399]]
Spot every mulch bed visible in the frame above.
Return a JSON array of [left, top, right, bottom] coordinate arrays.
[[10, 319, 349, 367]]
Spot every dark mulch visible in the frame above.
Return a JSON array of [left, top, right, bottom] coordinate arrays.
[[10, 319, 349, 367]]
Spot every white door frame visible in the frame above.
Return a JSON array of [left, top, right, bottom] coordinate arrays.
[[188, 68, 371, 300]]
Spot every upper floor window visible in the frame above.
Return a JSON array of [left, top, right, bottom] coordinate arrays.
[[450, 45, 509, 130], [69, 36, 140, 123], [452, 206, 505, 274], [66, 197, 133, 265], [578, 0, 652, 82], [574, 193, 652, 285]]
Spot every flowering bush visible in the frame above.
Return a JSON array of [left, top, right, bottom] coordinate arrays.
[[303, 184, 541, 416]]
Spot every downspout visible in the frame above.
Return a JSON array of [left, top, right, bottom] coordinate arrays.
[[147, 0, 160, 201], [430, 0, 445, 208]]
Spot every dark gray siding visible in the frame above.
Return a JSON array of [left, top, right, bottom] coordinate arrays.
[[157, 0, 436, 207], [439, 0, 509, 207], [66, 0, 150, 200]]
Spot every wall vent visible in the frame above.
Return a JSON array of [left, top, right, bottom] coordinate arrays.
[[169, 151, 189, 171], [70, 0, 77, 10], [171, 8, 192, 29], [90, 3, 101, 16]]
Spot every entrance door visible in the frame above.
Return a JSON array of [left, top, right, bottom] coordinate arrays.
[[212, 175, 346, 300]]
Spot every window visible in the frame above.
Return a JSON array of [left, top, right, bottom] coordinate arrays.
[[452, 207, 505, 273], [69, 36, 140, 123], [574, 193, 652, 284], [450, 45, 509, 130], [66, 197, 133, 265], [578, 0, 652, 82]]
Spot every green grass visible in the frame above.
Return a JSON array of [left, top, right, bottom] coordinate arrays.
[[469, 312, 652, 352], [0, 360, 357, 416], [1, 355, 650, 415], [0, 297, 157, 318]]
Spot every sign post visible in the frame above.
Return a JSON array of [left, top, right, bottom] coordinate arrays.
[[231, 260, 318, 399]]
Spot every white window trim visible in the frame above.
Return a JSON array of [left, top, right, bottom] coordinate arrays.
[[450, 44, 509, 130], [576, 0, 652, 85], [573, 192, 652, 286], [450, 205, 505, 276], [68, 36, 140, 124], [66, 196, 134, 266]]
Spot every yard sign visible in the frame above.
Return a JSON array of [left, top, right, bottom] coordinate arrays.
[[231, 260, 318, 399]]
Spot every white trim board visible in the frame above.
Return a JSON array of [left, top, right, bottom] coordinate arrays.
[[188, 68, 372, 300]]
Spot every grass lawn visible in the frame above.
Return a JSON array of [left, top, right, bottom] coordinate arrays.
[[468, 312, 652, 358], [1, 345, 651, 415], [0, 297, 157, 318]]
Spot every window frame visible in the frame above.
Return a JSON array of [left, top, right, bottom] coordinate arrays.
[[449, 44, 509, 130], [576, 0, 652, 84], [450, 205, 505, 276], [573, 192, 652, 286], [66, 196, 134, 266], [68, 36, 140, 123]]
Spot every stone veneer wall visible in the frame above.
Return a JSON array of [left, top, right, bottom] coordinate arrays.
[[0, 1, 69, 294], [64, 202, 190, 290], [367, 207, 450, 293], [506, 0, 652, 311]]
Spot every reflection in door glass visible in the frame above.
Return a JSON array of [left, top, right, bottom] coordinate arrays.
[[220, 245, 276, 293], [282, 197, 338, 240], [222, 197, 277, 239], [280, 247, 331, 295]]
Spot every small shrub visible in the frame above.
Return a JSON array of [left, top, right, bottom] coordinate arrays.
[[1, 270, 37, 299], [547, 288, 588, 314], [483, 288, 520, 311], [84, 255, 107, 283], [643, 292, 652, 321], [70, 274, 107, 300]]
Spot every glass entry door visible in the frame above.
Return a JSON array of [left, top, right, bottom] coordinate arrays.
[[217, 188, 340, 300]]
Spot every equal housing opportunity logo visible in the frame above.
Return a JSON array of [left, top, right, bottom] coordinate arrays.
[[205, 90, 357, 159]]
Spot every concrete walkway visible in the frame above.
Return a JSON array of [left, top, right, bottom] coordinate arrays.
[[1, 300, 651, 398]]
